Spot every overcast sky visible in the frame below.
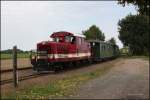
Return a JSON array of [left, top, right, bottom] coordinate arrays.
[[1, 1, 137, 50]]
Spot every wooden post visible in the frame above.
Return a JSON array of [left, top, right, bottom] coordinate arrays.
[[13, 46, 18, 87], [30, 50, 33, 60]]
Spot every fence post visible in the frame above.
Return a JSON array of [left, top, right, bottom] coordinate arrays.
[[13, 46, 18, 87], [30, 50, 32, 60]]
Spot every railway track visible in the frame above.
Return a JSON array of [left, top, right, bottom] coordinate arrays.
[[0, 67, 32, 73], [0, 67, 54, 85], [0, 59, 113, 85], [0, 63, 87, 85], [0, 71, 53, 85], [1, 73, 49, 85]]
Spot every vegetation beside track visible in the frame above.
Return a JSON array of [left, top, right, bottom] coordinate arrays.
[[2, 61, 115, 99], [121, 55, 149, 61]]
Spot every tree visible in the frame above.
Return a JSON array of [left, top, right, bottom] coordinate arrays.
[[118, 0, 150, 16], [118, 14, 149, 55], [108, 37, 116, 45], [82, 25, 105, 41]]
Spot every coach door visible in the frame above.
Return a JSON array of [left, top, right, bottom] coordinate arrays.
[[91, 42, 100, 59]]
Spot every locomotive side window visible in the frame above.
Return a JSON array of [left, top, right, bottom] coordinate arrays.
[[71, 36, 76, 44], [65, 36, 76, 44], [65, 36, 71, 42], [104, 45, 105, 50]]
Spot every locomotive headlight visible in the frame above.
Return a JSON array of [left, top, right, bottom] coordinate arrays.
[[37, 56, 40, 59], [92, 42, 95, 46], [32, 56, 35, 59]]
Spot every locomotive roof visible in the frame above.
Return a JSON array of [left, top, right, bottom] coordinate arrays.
[[50, 31, 85, 38]]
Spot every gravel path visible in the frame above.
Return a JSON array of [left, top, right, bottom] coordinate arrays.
[[70, 58, 149, 99]]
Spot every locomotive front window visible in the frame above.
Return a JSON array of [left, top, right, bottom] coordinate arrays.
[[53, 37, 60, 42]]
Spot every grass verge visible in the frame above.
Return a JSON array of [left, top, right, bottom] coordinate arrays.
[[121, 55, 149, 60], [2, 62, 114, 99]]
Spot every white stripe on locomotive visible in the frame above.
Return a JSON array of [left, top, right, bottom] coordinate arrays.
[[37, 52, 91, 59]]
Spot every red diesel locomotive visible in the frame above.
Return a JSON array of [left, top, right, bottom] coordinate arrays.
[[31, 31, 91, 71]]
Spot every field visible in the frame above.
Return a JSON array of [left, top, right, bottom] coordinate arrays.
[[1, 53, 30, 60], [1, 53, 32, 71], [1, 58, 32, 71]]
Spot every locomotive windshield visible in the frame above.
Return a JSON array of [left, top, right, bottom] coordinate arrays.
[[52, 37, 63, 42], [52, 36, 76, 43]]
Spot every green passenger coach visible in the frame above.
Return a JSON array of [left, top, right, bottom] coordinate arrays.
[[88, 40, 119, 61]]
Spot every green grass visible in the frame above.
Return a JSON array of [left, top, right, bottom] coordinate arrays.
[[121, 55, 149, 60], [2, 63, 113, 99], [131, 56, 149, 60], [1, 53, 30, 59]]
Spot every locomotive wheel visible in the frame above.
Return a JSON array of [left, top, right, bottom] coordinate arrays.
[[72, 62, 77, 67], [54, 68, 58, 72], [88, 59, 93, 65], [53, 66, 62, 73], [37, 69, 40, 72]]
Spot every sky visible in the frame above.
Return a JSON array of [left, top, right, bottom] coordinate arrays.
[[1, 1, 137, 51]]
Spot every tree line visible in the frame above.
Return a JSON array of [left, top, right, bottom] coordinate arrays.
[[82, 25, 116, 45], [117, 0, 149, 55], [1, 49, 29, 54]]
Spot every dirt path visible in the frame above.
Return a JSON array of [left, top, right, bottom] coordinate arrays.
[[70, 58, 149, 99]]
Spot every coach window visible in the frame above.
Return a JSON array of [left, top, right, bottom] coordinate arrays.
[[103, 45, 105, 51]]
